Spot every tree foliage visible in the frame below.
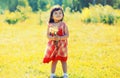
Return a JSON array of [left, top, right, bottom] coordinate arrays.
[[0, 0, 120, 12]]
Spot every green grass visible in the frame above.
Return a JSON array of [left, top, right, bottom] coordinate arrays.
[[0, 12, 120, 78]]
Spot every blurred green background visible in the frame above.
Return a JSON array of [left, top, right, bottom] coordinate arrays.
[[0, 0, 120, 12]]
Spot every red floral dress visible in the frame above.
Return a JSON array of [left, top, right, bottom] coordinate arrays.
[[43, 22, 68, 63]]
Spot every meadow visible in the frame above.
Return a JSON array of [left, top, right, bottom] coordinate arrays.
[[0, 6, 120, 78]]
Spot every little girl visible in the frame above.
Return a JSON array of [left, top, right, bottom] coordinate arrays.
[[43, 6, 69, 78]]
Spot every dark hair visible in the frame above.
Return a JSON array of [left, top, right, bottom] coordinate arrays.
[[49, 6, 64, 23]]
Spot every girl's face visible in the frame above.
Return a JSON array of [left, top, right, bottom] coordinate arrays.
[[52, 10, 63, 22]]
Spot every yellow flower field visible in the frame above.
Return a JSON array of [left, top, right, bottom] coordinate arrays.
[[0, 11, 120, 78]]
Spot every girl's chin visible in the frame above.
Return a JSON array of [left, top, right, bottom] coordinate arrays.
[[55, 18, 62, 21], [54, 20, 60, 23]]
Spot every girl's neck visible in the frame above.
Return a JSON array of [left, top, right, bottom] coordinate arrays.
[[52, 21, 61, 26]]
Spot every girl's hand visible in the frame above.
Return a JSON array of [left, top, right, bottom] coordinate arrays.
[[53, 35, 60, 41], [53, 36, 57, 40]]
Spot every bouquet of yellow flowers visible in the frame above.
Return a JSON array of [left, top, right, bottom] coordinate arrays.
[[49, 26, 59, 45], [49, 26, 58, 36]]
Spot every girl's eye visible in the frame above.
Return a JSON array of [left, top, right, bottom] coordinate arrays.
[[59, 12, 62, 14], [54, 12, 57, 14]]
